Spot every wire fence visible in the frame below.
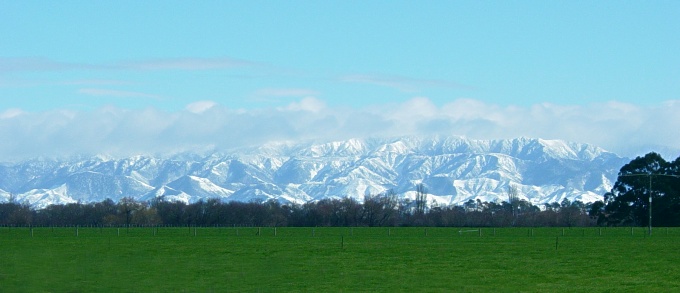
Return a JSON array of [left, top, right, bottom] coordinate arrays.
[[2, 226, 679, 239]]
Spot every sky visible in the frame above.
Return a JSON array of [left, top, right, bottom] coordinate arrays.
[[0, 1, 679, 161]]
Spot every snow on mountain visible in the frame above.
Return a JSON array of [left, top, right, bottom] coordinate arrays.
[[143, 175, 234, 203], [0, 136, 628, 208], [12, 184, 76, 210]]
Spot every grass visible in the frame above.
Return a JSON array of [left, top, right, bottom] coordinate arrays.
[[1, 226, 680, 292]]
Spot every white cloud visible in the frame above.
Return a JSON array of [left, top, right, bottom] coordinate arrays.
[[0, 108, 25, 119], [279, 97, 326, 112], [186, 101, 218, 114], [0, 98, 677, 161], [251, 88, 321, 104]]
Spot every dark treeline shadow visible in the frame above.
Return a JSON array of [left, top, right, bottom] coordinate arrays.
[[0, 195, 601, 228]]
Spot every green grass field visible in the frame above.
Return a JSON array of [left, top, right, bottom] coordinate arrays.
[[2, 226, 680, 292]]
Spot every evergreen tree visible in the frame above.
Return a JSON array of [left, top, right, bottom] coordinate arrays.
[[604, 153, 680, 227]]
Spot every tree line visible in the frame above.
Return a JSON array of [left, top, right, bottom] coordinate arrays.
[[1, 152, 676, 228], [0, 191, 598, 228]]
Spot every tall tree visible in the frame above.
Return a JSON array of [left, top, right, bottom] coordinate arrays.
[[415, 183, 427, 215], [506, 184, 520, 226]]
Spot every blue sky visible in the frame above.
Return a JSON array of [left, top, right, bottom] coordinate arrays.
[[1, 1, 679, 160]]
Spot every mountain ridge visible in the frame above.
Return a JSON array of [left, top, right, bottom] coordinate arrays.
[[0, 136, 628, 209]]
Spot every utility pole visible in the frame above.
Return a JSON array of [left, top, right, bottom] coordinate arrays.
[[648, 175, 652, 236]]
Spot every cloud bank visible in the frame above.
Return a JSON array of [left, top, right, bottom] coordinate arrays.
[[0, 97, 677, 161]]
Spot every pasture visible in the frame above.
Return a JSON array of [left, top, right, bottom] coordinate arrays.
[[1, 226, 680, 292]]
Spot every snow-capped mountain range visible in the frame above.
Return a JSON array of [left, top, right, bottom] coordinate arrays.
[[0, 136, 628, 209]]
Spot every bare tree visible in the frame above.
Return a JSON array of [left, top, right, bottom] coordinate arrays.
[[118, 197, 140, 227], [415, 183, 427, 215], [506, 184, 520, 226]]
